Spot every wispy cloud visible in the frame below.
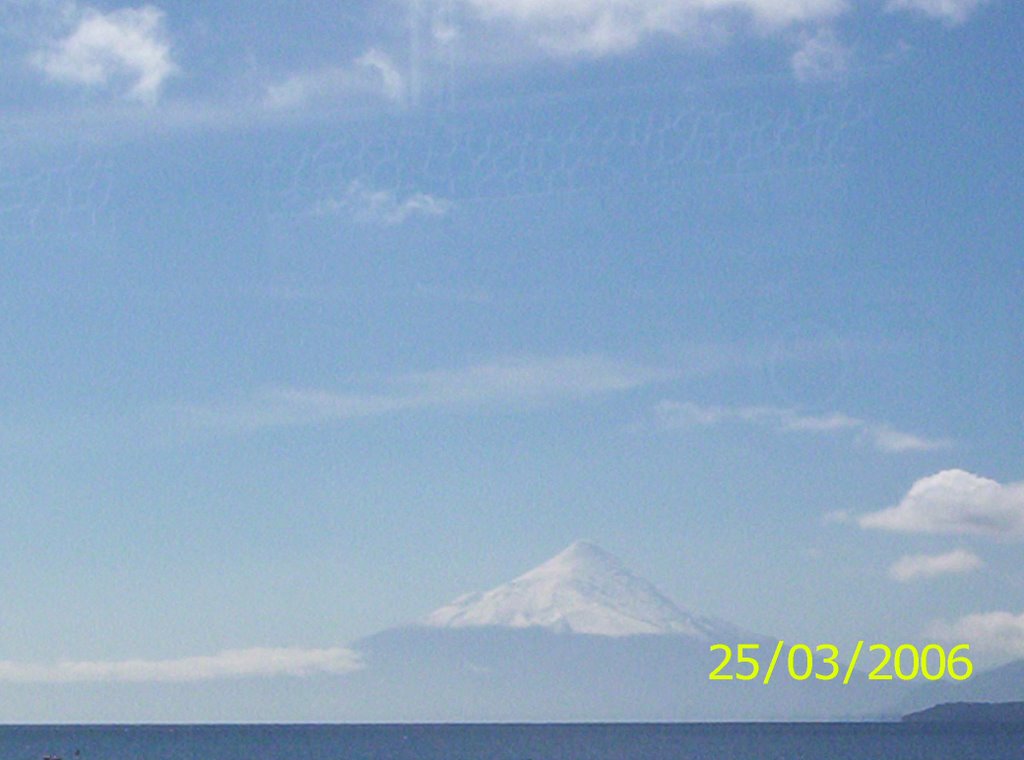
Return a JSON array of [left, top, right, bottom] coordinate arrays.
[[182, 355, 675, 433], [791, 26, 850, 82], [264, 49, 406, 111], [887, 0, 992, 25], [438, 0, 847, 57], [31, 4, 177, 103], [654, 400, 951, 454], [928, 610, 1024, 659], [310, 181, 452, 226], [859, 469, 1024, 538], [888, 548, 982, 582], [0, 647, 362, 684]]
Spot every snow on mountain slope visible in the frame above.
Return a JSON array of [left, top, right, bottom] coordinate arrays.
[[424, 540, 737, 638]]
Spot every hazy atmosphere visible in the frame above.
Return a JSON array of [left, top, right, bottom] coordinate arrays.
[[0, 0, 1021, 721]]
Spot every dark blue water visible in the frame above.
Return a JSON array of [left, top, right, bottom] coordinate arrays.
[[2, 723, 1023, 760]]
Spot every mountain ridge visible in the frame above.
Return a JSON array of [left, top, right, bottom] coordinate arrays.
[[336, 540, 904, 720], [423, 540, 739, 638]]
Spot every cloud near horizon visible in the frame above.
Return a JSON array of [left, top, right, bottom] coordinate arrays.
[[859, 469, 1024, 538], [928, 610, 1024, 660], [888, 548, 982, 582], [655, 400, 950, 454], [0, 647, 362, 684], [31, 4, 176, 102]]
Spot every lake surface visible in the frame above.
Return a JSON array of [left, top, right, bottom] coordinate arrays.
[[2, 722, 1023, 760]]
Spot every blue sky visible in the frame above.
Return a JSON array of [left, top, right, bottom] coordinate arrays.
[[0, 0, 1022, 717]]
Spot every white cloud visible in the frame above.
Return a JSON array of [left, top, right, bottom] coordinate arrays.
[[408, 354, 667, 403], [791, 26, 850, 82], [887, 0, 991, 24], [356, 49, 406, 102], [184, 354, 674, 433], [311, 181, 452, 226], [928, 611, 1024, 659], [31, 5, 176, 102], [440, 0, 847, 56], [888, 548, 982, 582], [0, 647, 362, 684], [869, 426, 950, 453], [655, 400, 950, 454], [859, 469, 1024, 538], [264, 49, 406, 111], [782, 410, 862, 432]]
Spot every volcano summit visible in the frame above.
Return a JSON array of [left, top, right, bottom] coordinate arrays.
[[425, 540, 738, 638]]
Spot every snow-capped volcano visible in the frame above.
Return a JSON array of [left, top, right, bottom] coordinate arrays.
[[424, 540, 736, 638]]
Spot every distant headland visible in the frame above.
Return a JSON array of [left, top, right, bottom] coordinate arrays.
[[902, 702, 1024, 723]]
